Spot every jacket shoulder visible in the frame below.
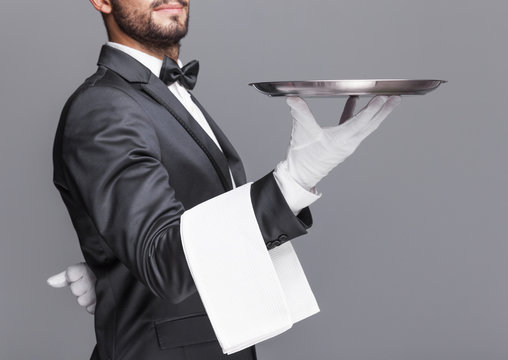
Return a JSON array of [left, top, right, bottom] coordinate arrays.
[[63, 66, 141, 111], [52, 66, 156, 185], [53, 67, 152, 166]]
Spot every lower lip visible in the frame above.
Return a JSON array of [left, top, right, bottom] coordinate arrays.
[[155, 7, 183, 14]]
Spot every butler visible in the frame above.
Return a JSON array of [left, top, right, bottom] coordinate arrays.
[[50, 0, 401, 359]]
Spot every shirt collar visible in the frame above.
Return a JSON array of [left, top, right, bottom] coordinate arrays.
[[106, 41, 183, 78]]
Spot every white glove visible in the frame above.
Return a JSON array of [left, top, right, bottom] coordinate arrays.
[[283, 95, 401, 190], [47, 262, 97, 314]]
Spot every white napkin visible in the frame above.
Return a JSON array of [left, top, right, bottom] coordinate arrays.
[[180, 183, 319, 354]]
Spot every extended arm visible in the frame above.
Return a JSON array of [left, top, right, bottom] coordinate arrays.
[[50, 92, 401, 328], [53, 86, 314, 302]]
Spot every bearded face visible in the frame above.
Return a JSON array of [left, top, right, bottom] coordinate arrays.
[[110, 0, 190, 51]]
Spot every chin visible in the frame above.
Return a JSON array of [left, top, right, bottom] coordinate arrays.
[[154, 14, 186, 27]]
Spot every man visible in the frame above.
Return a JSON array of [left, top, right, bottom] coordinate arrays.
[[49, 0, 401, 359]]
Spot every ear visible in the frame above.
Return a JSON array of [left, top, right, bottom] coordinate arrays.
[[89, 0, 112, 14]]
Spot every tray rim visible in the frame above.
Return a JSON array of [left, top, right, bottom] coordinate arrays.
[[248, 79, 448, 86], [248, 79, 448, 97]]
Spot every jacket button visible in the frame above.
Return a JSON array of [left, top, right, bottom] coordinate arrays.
[[272, 240, 281, 247], [266, 241, 274, 249], [278, 234, 288, 242]]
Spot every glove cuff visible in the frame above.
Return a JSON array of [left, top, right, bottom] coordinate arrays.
[[273, 160, 322, 215]]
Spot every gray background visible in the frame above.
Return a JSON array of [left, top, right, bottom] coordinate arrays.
[[1, 0, 507, 359]]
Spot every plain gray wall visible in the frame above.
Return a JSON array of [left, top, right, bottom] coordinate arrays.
[[1, 0, 507, 359]]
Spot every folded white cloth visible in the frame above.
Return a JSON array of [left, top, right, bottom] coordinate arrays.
[[180, 183, 319, 354]]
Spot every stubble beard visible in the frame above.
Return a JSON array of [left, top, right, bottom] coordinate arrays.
[[111, 0, 189, 53]]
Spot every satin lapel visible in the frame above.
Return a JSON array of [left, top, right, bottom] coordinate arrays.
[[190, 94, 247, 187], [140, 76, 233, 191]]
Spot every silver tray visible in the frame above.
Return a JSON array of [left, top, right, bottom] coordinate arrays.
[[248, 79, 447, 97]]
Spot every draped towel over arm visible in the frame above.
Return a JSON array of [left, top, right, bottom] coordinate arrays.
[[180, 183, 320, 354]]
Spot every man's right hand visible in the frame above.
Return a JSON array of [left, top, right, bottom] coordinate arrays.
[[282, 95, 402, 191], [47, 262, 97, 314]]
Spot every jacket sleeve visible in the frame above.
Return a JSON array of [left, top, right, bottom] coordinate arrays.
[[251, 172, 313, 250], [60, 85, 312, 303], [62, 86, 194, 303]]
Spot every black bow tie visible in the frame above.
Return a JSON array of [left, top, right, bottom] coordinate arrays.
[[159, 56, 199, 90]]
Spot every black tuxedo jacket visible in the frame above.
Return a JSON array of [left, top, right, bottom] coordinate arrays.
[[53, 45, 312, 360]]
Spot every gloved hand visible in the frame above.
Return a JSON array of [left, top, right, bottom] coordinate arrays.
[[47, 262, 97, 314], [283, 95, 401, 190]]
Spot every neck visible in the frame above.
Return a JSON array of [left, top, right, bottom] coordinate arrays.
[[107, 24, 180, 62]]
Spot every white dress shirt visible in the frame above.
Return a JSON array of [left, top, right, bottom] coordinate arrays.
[[105, 42, 320, 213]]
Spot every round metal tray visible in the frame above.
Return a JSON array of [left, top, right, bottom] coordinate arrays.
[[248, 79, 447, 97]]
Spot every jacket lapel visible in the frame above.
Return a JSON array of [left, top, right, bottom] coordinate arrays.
[[97, 45, 233, 192], [140, 78, 233, 191], [190, 95, 247, 187]]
